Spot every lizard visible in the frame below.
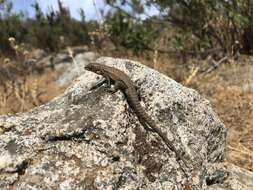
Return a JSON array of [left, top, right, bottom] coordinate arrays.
[[84, 62, 189, 178]]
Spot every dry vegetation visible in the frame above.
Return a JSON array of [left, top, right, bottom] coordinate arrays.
[[0, 69, 65, 115], [190, 58, 253, 171], [0, 39, 65, 115]]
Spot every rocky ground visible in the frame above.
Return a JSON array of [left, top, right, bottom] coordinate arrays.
[[0, 49, 252, 189]]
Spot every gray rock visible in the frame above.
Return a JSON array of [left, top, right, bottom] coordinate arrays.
[[0, 57, 227, 189], [206, 162, 253, 190], [26, 47, 96, 80], [56, 52, 98, 87]]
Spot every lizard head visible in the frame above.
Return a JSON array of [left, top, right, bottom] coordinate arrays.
[[85, 63, 103, 74]]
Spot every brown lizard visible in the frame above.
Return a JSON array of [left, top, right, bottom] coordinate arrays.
[[85, 62, 189, 177]]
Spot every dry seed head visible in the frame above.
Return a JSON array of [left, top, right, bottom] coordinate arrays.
[[23, 50, 29, 56], [67, 47, 73, 58], [8, 37, 15, 42], [14, 45, 19, 50], [3, 58, 10, 65]]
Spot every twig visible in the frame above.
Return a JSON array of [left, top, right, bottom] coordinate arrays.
[[184, 65, 199, 85], [227, 145, 253, 157], [204, 55, 228, 74]]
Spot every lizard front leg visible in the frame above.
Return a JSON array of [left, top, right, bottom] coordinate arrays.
[[106, 81, 122, 93], [90, 76, 111, 90]]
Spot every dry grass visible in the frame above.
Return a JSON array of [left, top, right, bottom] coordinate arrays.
[[0, 68, 65, 115], [187, 58, 253, 171], [0, 38, 65, 115]]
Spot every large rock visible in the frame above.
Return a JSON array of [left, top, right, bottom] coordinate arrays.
[[56, 52, 98, 87], [0, 57, 227, 189]]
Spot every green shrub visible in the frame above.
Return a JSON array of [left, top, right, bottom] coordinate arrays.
[[105, 10, 157, 53], [0, 0, 92, 55], [105, 0, 253, 54]]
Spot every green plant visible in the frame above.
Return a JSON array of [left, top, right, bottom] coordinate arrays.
[[105, 0, 253, 54], [105, 9, 157, 53], [0, 0, 93, 55]]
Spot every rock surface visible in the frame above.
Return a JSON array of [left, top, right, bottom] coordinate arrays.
[[0, 57, 229, 189], [56, 52, 98, 87], [25, 46, 97, 87], [207, 162, 253, 190]]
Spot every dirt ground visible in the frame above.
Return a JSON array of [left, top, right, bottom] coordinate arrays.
[[0, 52, 252, 171]]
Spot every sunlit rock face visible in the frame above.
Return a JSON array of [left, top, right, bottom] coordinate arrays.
[[0, 57, 230, 190]]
